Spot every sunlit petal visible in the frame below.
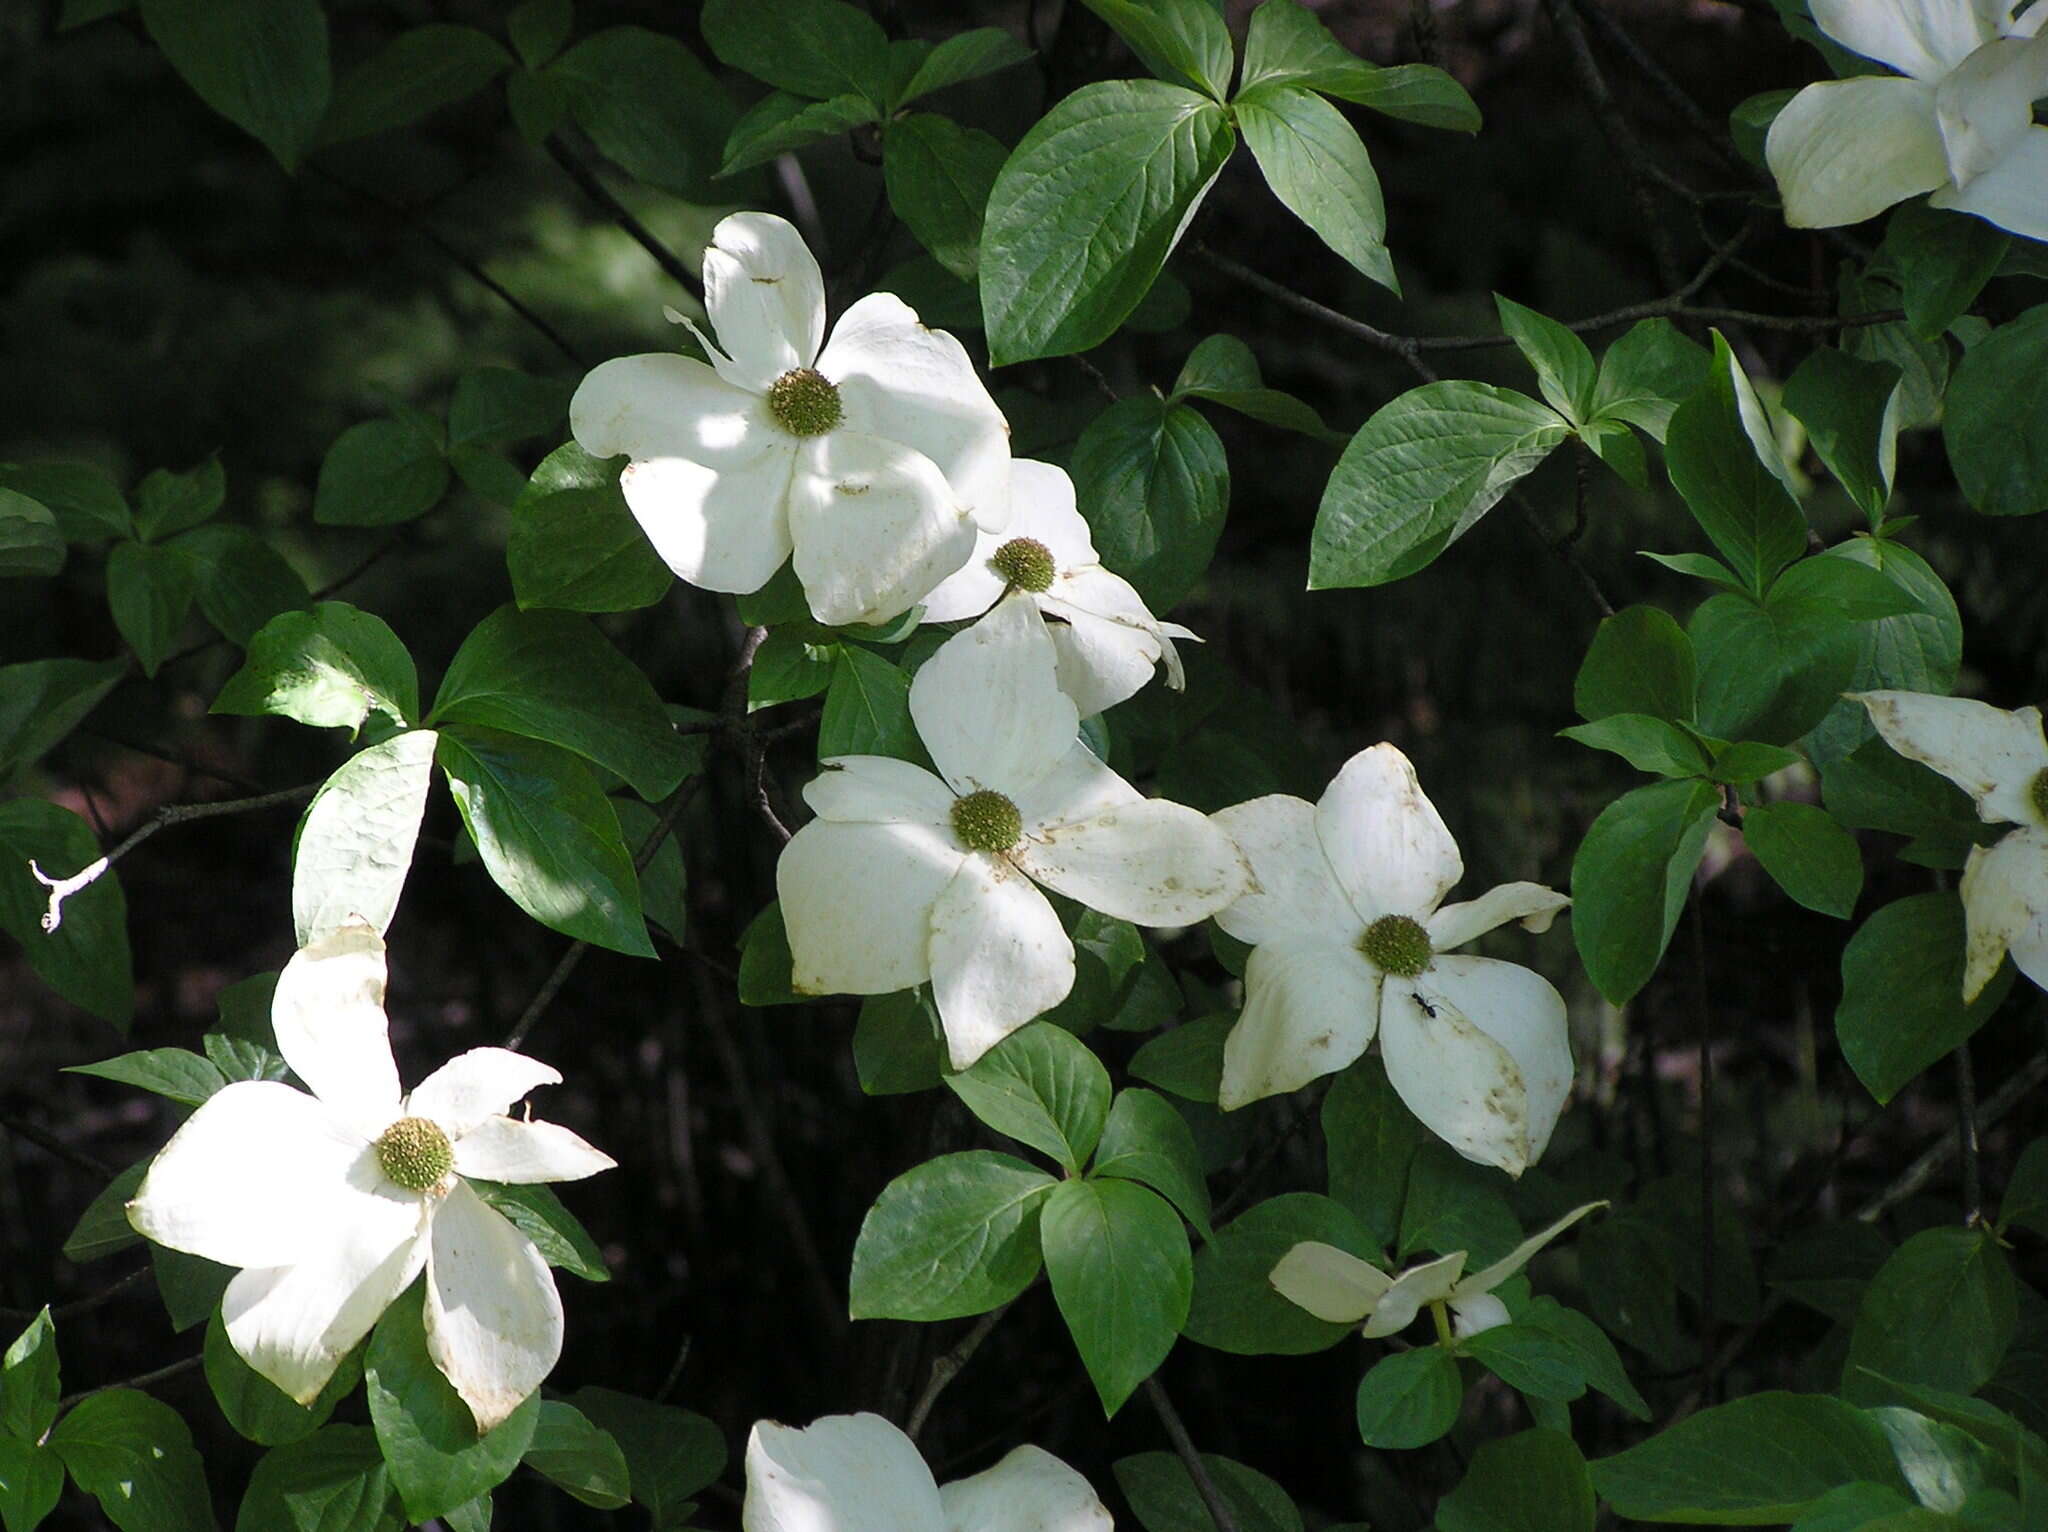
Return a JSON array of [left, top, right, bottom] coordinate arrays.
[[1217, 939, 1381, 1110], [424, 1180, 563, 1433]]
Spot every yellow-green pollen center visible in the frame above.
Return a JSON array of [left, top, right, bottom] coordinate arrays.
[[1360, 914, 1432, 978], [376, 1116, 453, 1191], [990, 537, 1056, 594], [951, 789, 1023, 853], [2031, 767, 2048, 826], [766, 367, 843, 437]]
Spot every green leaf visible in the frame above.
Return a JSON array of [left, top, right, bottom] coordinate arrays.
[[1436, 1429, 1595, 1532], [1070, 396, 1229, 612], [1094, 1087, 1213, 1236], [1574, 604, 1697, 723], [895, 29, 1033, 107], [0, 1436, 63, 1532], [818, 646, 921, 764], [2003, 1139, 2048, 1238], [1710, 742, 1803, 785], [431, 606, 684, 800], [313, 418, 449, 528], [0, 461, 130, 541], [1113, 1452, 1304, 1532], [1728, 88, 1794, 168], [132, 458, 224, 542], [1942, 304, 2048, 517], [448, 369, 570, 449], [1743, 801, 1862, 918], [718, 90, 876, 175], [364, 1295, 540, 1523], [234, 1425, 402, 1532], [981, 80, 1234, 365], [152, 1248, 232, 1333], [849, 1150, 1057, 1321], [1321, 1057, 1425, 1248], [523, 1401, 629, 1510], [0, 658, 126, 779], [1, 1310, 58, 1444], [214, 603, 419, 733], [62, 1161, 147, 1263], [1128, 1013, 1231, 1104], [138, 0, 329, 171], [611, 799, 687, 946], [565, 1389, 725, 1527], [0, 491, 63, 579], [507, 443, 670, 614], [467, 1182, 608, 1283], [320, 25, 509, 144], [1397, 1143, 1519, 1265], [551, 26, 736, 199], [436, 728, 653, 957], [1236, 84, 1394, 291], [107, 540, 197, 678], [945, 1021, 1112, 1173], [1882, 202, 2009, 340], [1309, 381, 1568, 589], [1355, 1346, 1462, 1449], [1590, 318, 1713, 442], [1238, 0, 1478, 129], [1560, 715, 1711, 778], [1691, 585, 1863, 746], [1782, 349, 1901, 521], [1843, 1228, 2017, 1407], [1041, 1177, 1191, 1415], [1569, 778, 1719, 1006], [1517, 1297, 1651, 1420], [507, 0, 571, 69], [1837, 892, 2012, 1104], [1185, 1193, 1374, 1355], [736, 901, 798, 1006], [203, 1029, 285, 1086], [67, 1047, 224, 1106], [49, 1388, 218, 1531], [0, 800, 133, 1028], [1821, 737, 1980, 867], [1167, 334, 1341, 440], [700, 0, 889, 104], [291, 729, 437, 946], [883, 114, 1005, 280], [1640, 551, 1746, 591], [1461, 1324, 1588, 1401], [1582, 415, 1649, 489], [178, 524, 311, 646], [1665, 334, 1807, 595], [204, 1311, 358, 1447], [1496, 296, 1597, 423], [1804, 540, 1962, 767], [853, 990, 946, 1095], [1868, 1406, 2009, 1517], [1080, 0, 1233, 97]]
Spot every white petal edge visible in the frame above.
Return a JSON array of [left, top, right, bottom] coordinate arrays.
[[1427, 882, 1572, 952], [1811, 0, 1996, 79], [1854, 691, 2048, 826], [1042, 598, 1170, 719], [1378, 974, 1534, 1177], [1934, 35, 2048, 186], [940, 1444, 1113, 1532], [803, 755, 958, 826], [910, 594, 1078, 797], [1932, 124, 2048, 241], [407, 1048, 564, 1139], [1009, 742, 1144, 834], [1316, 744, 1464, 925], [1419, 957, 1575, 1169], [927, 855, 1074, 1071], [744, 1413, 946, 1532], [1765, 76, 1949, 228], [779, 820, 962, 997], [1269, 1240, 1393, 1324], [424, 1178, 564, 1433], [1454, 1200, 1608, 1300], [1016, 797, 1248, 926], [620, 447, 799, 597], [452, 1116, 616, 1184], [1217, 939, 1382, 1111], [271, 923, 404, 1139], [1210, 795, 1360, 947], [701, 211, 827, 394], [787, 432, 977, 627], [569, 353, 778, 469], [1360, 1252, 1467, 1340], [1959, 828, 2048, 1001]]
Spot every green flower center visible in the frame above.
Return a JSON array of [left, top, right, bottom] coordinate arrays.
[[375, 1116, 453, 1191], [990, 537, 1056, 593], [766, 367, 843, 437], [1359, 914, 1432, 979], [2032, 767, 2048, 827], [951, 789, 1023, 853]]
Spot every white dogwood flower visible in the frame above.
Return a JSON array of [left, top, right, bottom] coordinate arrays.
[[1270, 1202, 1605, 1340], [570, 211, 1010, 626], [746, 1413, 1112, 1532], [126, 924, 612, 1432], [1211, 743, 1573, 1176], [777, 595, 1248, 1069], [1855, 689, 2048, 999], [919, 458, 1193, 717], [1765, 0, 2048, 238]]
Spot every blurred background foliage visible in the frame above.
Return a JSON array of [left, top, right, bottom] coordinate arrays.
[[2, 0, 2044, 1526]]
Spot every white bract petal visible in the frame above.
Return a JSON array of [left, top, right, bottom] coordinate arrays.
[[1959, 828, 2048, 1000], [1931, 124, 2048, 238], [803, 756, 958, 826], [910, 595, 1078, 795], [1424, 956, 1575, 1169], [271, 924, 404, 1138], [1427, 882, 1571, 951], [424, 1179, 564, 1433], [928, 855, 1075, 1069], [1453, 1201, 1608, 1300], [779, 819, 964, 997], [939, 1445, 1114, 1532], [452, 1116, 616, 1184], [1317, 744, 1463, 924], [787, 432, 977, 626], [570, 354, 775, 470], [1042, 569, 1186, 718], [1766, 76, 1949, 228], [1934, 35, 2048, 185], [1268, 1241, 1394, 1324], [1855, 691, 2048, 827], [745, 1414, 947, 1532], [700, 211, 828, 393], [1015, 798, 1248, 927], [1379, 973, 1536, 1177], [1450, 1293, 1512, 1337], [1218, 940, 1382, 1110], [1010, 743, 1144, 833], [1210, 795, 1359, 947], [619, 448, 799, 596], [407, 1048, 564, 1138], [1361, 1252, 1466, 1339], [1812, 0, 2000, 79]]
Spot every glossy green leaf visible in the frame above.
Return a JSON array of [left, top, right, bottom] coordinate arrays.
[[321, 25, 510, 144], [66, 1046, 223, 1106], [853, 990, 945, 1095], [448, 368, 570, 448], [313, 418, 448, 528], [1782, 348, 1901, 521], [1942, 304, 2048, 516], [61, 1161, 147, 1263], [1591, 319, 1712, 441], [1355, 1346, 1461, 1449], [1665, 335, 1806, 595], [1574, 604, 1697, 723], [1070, 396, 1229, 612], [131, 458, 223, 541], [1238, 0, 1477, 129], [1237, 84, 1393, 290], [49, 1387, 218, 1531], [1882, 202, 2009, 340], [946, 1021, 1112, 1173], [552, 26, 736, 198], [1837, 892, 2013, 1104], [1321, 1058, 1426, 1249], [1570, 778, 1719, 1005], [1843, 1228, 2017, 1407], [883, 114, 1005, 280], [0, 658, 126, 779], [1497, 296, 1597, 422], [507, 443, 671, 614], [849, 1150, 1057, 1321], [1081, 0, 1232, 97], [233, 1424, 402, 1532], [1128, 1013, 1232, 1104], [1, 1310, 58, 1444], [1041, 1177, 1191, 1414], [138, 0, 329, 170], [522, 1401, 629, 1510], [1167, 334, 1341, 440], [107, 539, 197, 677], [0, 462, 130, 541], [1093, 1087, 1212, 1236], [1560, 715, 1711, 778], [1185, 1193, 1374, 1355], [0, 491, 63, 579], [566, 1388, 725, 1527], [818, 646, 921, 764], [1743, 801, 1862, 917], [1518, 1297, 1651, 1419], [179, 524, 311, 646], [1437, 1428, 1595, 1532], [718, 90, 875, 175], [895, 28, 1033, 106], [204, 1311, 358, 1448], [700, 0, 889, 104], [1462, 1324, 1588, 1401], [0, 1436, 62, 1532], [214, 603, 419, 733], [0, 800, 133, 1028], [1113, 1452, 1304, 1532]]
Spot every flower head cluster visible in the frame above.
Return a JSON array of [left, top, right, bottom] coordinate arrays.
[[1210, 744, 1573, 1177], [1855, 689, 2048, 998], [126, 924, 613, 1431], [777, 595, 1248, 1069], [1270, 1202, 1605, 1341], [570, 213, 1011, 628], [920, 458, 1194, 717], [1766, 0, 2048, 238], [745, 1413, 1113, 1532]]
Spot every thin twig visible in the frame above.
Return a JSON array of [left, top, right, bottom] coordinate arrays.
[[1857, 1048, 2048, 1222], [906, 1302, 1013, 1440], [0, 1267, 153, 1326], [1955, 1044, 1983, 1224], [546, 137, 703, 299], [1144, 1378, 1239, 1532], [58, 1354, 202, 1409], [0, 1115, 112, 1178]]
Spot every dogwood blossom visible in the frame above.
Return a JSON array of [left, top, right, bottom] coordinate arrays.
[[1855, 689, 2048, 998], [126, 924, 612, 1431], [1270, 1202, 1605, 1340], [777, 595, 1248, 1069], [745, 1413, 1113, 1532], [919, 458, 1193, 717], [1765, 0, 2048, 238], [1210, 743, 1572, 1176], [570, 211, 1010, 626]]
